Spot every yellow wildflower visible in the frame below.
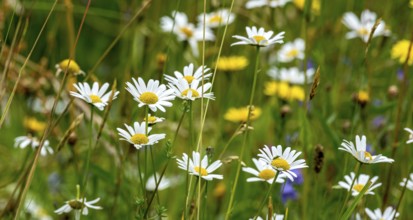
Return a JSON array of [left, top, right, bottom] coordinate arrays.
[[224, 106, 262, 123], [55, 59, 85, 76], [290, 86, 305, 101], [391, 40, 413, 65], [293, 0, 321, 15], [216, 56, 249, 71], [24, 117, 46, 133]]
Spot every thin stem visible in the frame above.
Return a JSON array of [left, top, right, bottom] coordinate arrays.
[[218, 124, 243, 159], [184, 101, 194, 219], [254, 172, 280, 219], [339, 162, 362, 217], [225, 47, 261, 220], [393, 166, 413, 220]]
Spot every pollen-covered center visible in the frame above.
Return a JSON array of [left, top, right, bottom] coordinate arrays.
[[253, 35, 266, 43], [146, 116, 157, 124], [363, 151, 373, 160], [209, 15, 223, 24], [182, 89, 199, 97], [271, 158, 291, 170], [89, 95, 102, 103], [258, 168, 276, 180], [184, 75, 195, 83], [140, 92, 159, 104], [287, 49, 299, 58], [194, 166, 208, 176], [180, 27, 193, 38], [130, 134, 149, 145], [353, 184, 365, 192], [68, 200, 84, 210], [357, 28, 369, 36]]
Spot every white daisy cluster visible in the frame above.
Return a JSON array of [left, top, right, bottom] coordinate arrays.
[[165, 63, 215, 101], [242, 145, 307, 183], [342, 9, 391, 43]]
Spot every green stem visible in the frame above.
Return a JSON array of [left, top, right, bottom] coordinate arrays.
[[184, 101, 194, 218], [80, 105, 94, 217], [393, 166, 413, 220], [225, 47, 261, 220], [254, 171, 280, 219], [339, 162, 362, 217], [218, 124, 243, 159]]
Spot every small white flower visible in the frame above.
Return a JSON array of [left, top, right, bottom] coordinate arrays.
[[267, 67, 315, 84], [117, 122, 165, 150], [70, 82, 119, 111], [145, 173, 179, 191], [337, 172, 381, 196], [339, 135, 394, 164], [250, 213, 284, 220], [168, 78, 215, 101], [400, 173, 413, 191], [258, 145, 308, 181], [276, 38, 305, 62], [54, 197, 102, 216], [164, 63, 212, 85], [404, 127, 413, 144], [232, 26, 285, 47], [342, 9, 391, 43], [365, 206, 399, 220], [197, 9, 235, 28], [160, 11, 215, 56], [125, 77, 175, 112], [242, 158, 286, 184], [26, 200, 52, 220], [246, 0, 291, 9], [177, 151, 223, 181], [144, 114, 165, 125], [14, 135, 53, 156]]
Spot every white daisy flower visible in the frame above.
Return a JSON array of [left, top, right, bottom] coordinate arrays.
[[164, 63, 212, 85], [339, 135, 394, 164], [404, 127, 413, 144], [231, 26, 285, 47], [337, 172, 381, 196], [117, 122, 165, 150], [342, 9, 391, 43], [160, 11, 215, 56], [54, 197, 102, 216], [267, 67, 315, 84], [14, 135, 53, 156], [400, 173, 413, 191], [276, 38, 305, 62], [246, 0, 291, 9], [145, 173, 179, 191], [250, 213, 284, 220], [257, 145, 308, 181], [25, 200, 52, 220], [365, 206, 399, 220], [176, 151, 223, 181], [125, 77, 175, 112], [70, 82, 119, 111], [144, 114, 165, 125], [168, 78, 215, 101], [197, 9, 235, 28], [242, 158, 286, 184]]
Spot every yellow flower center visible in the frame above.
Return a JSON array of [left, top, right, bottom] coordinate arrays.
[[363, 151, 373, 160], [184, 75, 195, 83], [130, 134, 149, 145], [182, 89, 199, 97], [209, 15, 223, 24], [146, 116, 157, 124], [357, 91, 369, 102], [287, 49, 299, 58], [140, 92, 159, 104], [357, 27, 369, 36], [353, 184, 365, 192], [180, 27, 193, 38], [89, 95, 102, 103], [258, 169, 276, 180], [194, 166, 208, 176], [68, 200, 84, 210], [271, 158, 291, 170], [59, 59, 81, 74], [253, 35, 266, 43]]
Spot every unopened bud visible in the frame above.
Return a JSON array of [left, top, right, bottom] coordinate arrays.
[[314, 144, 324, 173]]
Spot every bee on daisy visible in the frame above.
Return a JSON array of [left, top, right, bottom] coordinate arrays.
[[339, 135, 394, 164], [242, 158, 286, 184], [257, 145, 308, 181], [70, 82, 119, 111], [125, 77, 175, 112], [117, 122, 165, 150], [176, 151, 223, 181], [337, 172, 381, 196], [231, 26, 285, 47]]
